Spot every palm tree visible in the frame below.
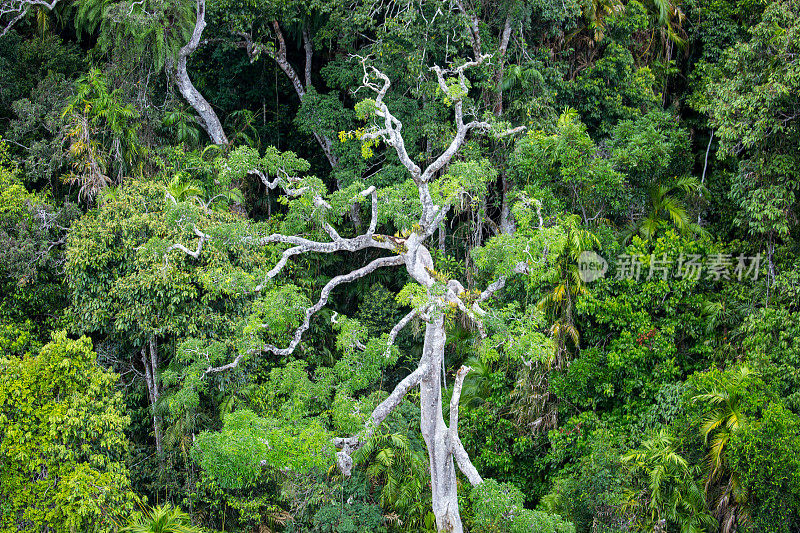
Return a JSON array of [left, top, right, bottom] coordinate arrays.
[[625, 176, 706, 243], [700, 297, 750, 353], [352, 432, 432, 531], [122, 504, 203, 533], [692, 366, 754, 532], [538, 216, 599, 369], [623, 430, 715, 532], [457, 356, 493, 409], [564, 0, 624, 46], [509, 218, 598, 434], [642, 0, 687, 49], [167, 175, 205, 203], [582, 0, 625, 43]]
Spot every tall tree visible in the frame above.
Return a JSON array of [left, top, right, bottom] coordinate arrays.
[[170, 56, 527, 531]]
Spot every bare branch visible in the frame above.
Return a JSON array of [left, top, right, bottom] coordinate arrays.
[[423, 204, 451, 240], [386, 308, 417, 353], [206, 255, 404, 374], [0, 6, 28, 37], [169, 168, 386, 291], [439, 277, 490, 337], [333, 361, 430, 475], [448, 365, 471, 443], [0, 0, 59, 37], [268, 20, 307, 98], [358, 55, 525, 230], [453, 436, 483, 486], [250, 180, 388, 286], [362, 185, 378, 234], [492, 14, 514, 115], [476, 260, 529, 304], [247, 23, 349, 186], [359, 61, 422, 182], [165, 227, 208, 259], [249, 168, 282, 190]]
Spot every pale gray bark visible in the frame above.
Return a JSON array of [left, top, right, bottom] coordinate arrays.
[[170, 57, 527, 531], [175, 0, 228, 145], [456, 0, 482, 59], [698, 130, 713, 225], [499, 173, 516, 234], [0, 0, 60, 37], [493, 15, 513, 116], [141, 338, 163, 456], [420, 315, 463, 531]]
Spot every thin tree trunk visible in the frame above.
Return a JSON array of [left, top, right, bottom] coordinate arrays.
[[175, 0, 228, 145], [253, 21, 362, 227], [499, 173, 516, 234], [698, 130, 713, 224], [142, 338, 163, 456], [492, 15, 513, 116]]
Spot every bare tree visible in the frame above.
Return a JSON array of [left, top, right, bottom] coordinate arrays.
[[171, 56, 526, 532]]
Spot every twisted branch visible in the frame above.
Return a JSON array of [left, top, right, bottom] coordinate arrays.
[[0, 0, 59, 37], [206, 254, 404, 374]]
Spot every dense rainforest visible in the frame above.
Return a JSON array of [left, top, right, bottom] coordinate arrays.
[[1, 0, 800, 531]]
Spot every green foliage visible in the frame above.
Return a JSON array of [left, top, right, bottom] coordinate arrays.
[[0, 162, 78, 337], [469, 479, 575, 533], [65, 179, 249, 343], [8, 72, 74, 186], [122, 504, 203, 533], [2, 0, 799, 530], [624, 176, 706, 243], [559, 42, 659, 134], [542, 429, 628, 532], [0, 332, 136, 532], [74, 0, 194, 72], [62, 68, 144, 200], [512, 109, 624, 222], [622, 430, 714, 532], [352, 432, 430, 531], [690, 366, 761, 483], [192, 409, 333, 490], [307, 477, 388, 533], [694, 0, 800, 247], [729, 402, 800, 532], [609, 110, 691, 192]]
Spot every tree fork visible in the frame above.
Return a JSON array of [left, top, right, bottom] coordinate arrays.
[[168, 56, 526, 530]]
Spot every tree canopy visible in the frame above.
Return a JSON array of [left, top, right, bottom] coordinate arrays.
[[1, 0, 799, 531]]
